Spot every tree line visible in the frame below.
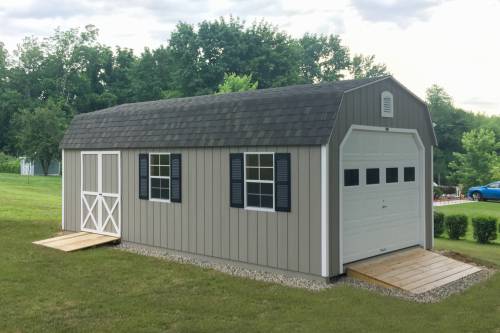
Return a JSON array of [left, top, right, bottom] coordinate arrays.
[[0, 17, 497, 188], [0, 18, 388, 171], [426, 86, 499, 189]]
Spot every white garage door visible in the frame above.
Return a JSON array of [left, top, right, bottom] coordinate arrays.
[[341, 128, 424, 264]]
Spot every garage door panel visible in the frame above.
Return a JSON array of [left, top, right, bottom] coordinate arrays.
[[342, 129, 423, 264], [344, 222, 420, 262]]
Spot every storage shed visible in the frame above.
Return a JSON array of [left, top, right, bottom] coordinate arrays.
[[60, 76, 437, 279], [20, 157, 61, 176]]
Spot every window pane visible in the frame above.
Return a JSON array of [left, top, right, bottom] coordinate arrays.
[[261, 195, 273, 209], [386, 168, 398, 183], [151, 178, 161, 187], [160, 166, 170, 177], [160, 154, 170, 165], [151, 154, 159, 165], [344, 169, 359, 186], [246, 154, 258, 167], [404, 167, 415, 182], [246, 167, 259, 180], [366, 168, 379, 185], [247, 182, 260, 194], [160, 189, 169, 200], [247, 194, 260, 207], [151, 188, 161, 199], [260, 168, 273, 181], [260, 154, 273, 167], [151, 166, 159, 176], [160, 178, 169, 188], [261, 183, 273, 195]]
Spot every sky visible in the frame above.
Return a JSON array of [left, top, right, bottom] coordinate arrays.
[[0, 0, 499, 116]]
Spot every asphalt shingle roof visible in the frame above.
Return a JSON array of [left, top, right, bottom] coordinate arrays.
[[60, 76, 388, 149]]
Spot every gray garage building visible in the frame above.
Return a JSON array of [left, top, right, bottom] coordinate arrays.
[[60, 76, 437, 279]]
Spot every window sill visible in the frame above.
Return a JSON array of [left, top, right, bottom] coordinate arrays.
[[244, 206, 275, 213], [149, 198, 171, 203]]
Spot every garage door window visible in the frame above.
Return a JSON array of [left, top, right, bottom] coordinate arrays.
[[404, 167, 415, 182], [344, 169, 359, 186], [366, 168, 380, 185], [386, 167, 398, 183]]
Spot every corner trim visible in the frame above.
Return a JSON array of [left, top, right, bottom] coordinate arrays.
[[61, 149, 65, 230], [321, 144, 329, 277]]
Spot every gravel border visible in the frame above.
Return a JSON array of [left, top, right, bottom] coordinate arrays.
[[114, 242, 495, 303]]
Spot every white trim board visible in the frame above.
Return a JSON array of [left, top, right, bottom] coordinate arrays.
[[338, 125, 426, 273], [321, 144, 329, 277], [61, 149, 65, 230]]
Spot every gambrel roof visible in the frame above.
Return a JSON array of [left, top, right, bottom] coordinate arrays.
[[60, 76, 393, 149]]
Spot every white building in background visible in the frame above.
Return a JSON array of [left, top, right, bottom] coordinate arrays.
[[19, 157, 61, 176]]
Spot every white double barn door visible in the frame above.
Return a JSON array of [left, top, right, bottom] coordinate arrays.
[[81, 151, 121, 237]]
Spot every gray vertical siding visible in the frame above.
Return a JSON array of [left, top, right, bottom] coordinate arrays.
[[64, 146, 323, 276], [63, 150, 81, 232], [328, 79, 435, 276]]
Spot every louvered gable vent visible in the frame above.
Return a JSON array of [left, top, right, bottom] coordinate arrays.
[[381, 91, 394, 118]]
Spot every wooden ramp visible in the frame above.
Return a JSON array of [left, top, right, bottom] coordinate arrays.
[[346, 248, 481, 294], [33, 232, 120, 252]]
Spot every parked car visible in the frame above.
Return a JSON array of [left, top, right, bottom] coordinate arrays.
[[467, 181, 500, 201]]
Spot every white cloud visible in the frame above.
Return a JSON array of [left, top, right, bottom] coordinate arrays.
[[0, 0, 498, 115]]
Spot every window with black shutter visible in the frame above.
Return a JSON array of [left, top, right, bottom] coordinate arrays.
[[138, 153, 149, 199], [230, 153, 244, 208]]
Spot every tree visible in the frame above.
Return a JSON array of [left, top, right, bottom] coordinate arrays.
[[350, 54, 389, 79], [11, 101, 67, 175], [426, 85, 476, 184], [448, 128, 499, 190], [217, 73, 258, 93], [298, 33, 351, 82]]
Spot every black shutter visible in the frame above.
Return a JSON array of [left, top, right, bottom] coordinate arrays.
[[275, 153, 291, 212], [138, 153, 149, 200], [170, 154, 182, 203], [230, 153, 244, 208]]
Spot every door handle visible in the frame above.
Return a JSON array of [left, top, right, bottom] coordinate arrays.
[[382, 205, 388, 208]]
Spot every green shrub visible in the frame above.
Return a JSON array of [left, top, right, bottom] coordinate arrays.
[[0, 152, 20, 174], [444, 214, 468, 240], [472, 216, 498, 244], [433, 186, 444, 199], [433, 211, 445, 237]]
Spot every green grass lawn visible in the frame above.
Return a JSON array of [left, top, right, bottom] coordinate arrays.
[[0, 173, 499, 333], [434, 202, 500, 267]]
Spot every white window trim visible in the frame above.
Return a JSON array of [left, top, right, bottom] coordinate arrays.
[[149, 152, 171, 203], [243, 152, 275, 212]]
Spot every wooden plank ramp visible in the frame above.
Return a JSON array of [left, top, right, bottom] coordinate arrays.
[[346, 248, 481, 294], [33, 232, 120, 252]]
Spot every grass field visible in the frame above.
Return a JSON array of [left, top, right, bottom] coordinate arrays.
[[434, 202, 500, 267], [0, 173, 499, 332]]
